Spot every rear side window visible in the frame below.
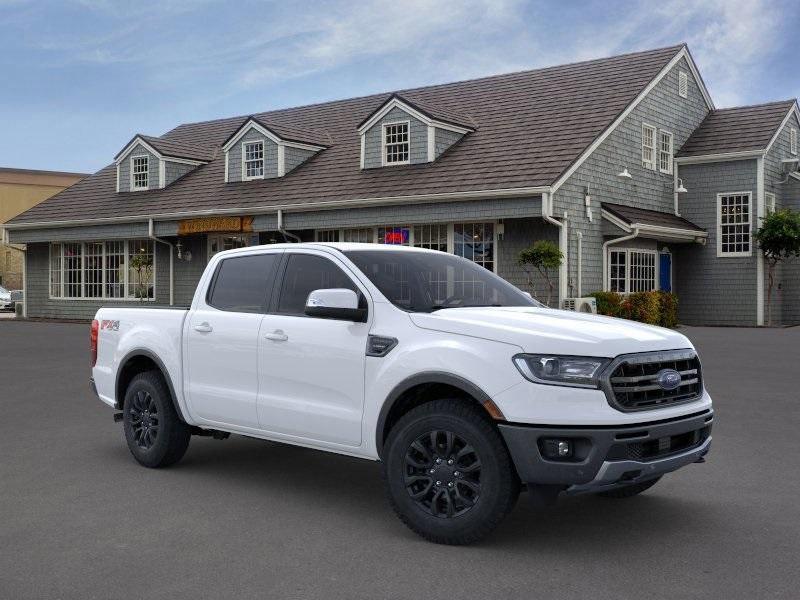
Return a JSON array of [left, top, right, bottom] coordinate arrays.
[[208, 253, 280, 313], [277, 254, 358, 315]]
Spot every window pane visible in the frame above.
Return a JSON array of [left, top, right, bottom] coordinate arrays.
[[50, 243, 62, 297], [208, 254, 279, 313], [378, 226, 410, 245], [277, 254, 358, 315], [128, 239, 154, 299], [454, 222, 494, 271], [244, 141, 264, 178], [342, 228, 373, 243], [84, 242, 104, 299], [719, 194, 751, 255], [384, 122, 410, 164], [105, 241, 126, 298], [63, 243, 82, 298], [316, 229, 340, 242]]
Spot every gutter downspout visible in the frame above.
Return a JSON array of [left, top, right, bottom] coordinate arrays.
[[148, 219, 174, 306], [576, 231, 583, 298], [673, 160, 681, 216], [541, 192, 567, 306], [602, 228, 640, 291], [277, 209, 301, 243]]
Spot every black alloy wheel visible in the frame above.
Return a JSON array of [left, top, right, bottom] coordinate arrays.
[[404, 430, 482, 518], [129, 389, 159, 450]]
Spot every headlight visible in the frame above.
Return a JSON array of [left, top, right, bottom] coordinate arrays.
[[513, 354, 611, 388]]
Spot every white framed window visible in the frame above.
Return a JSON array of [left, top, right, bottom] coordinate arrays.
[[608, 249, 657, 293], [790, 127, 797, 155], [717, 192, 752, 257], [315, 229, 340, 242], [243, 141, 265, 179], [766, 192, 776, 215], [678, 70, 688, 99], [413, 224, 448, 252], [378, 226, 411, 245], [312, 221, 497, 272], [342, 228, 374, 243], [382, 121, 410, 165], [131, 156, 149, 190], [659, 131, 674, 174], [642, 123, 656, 170], [207, 234, 249, 259], [49, 240, 155, 300]]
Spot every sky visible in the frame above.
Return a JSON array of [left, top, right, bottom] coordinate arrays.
[[1, 0, 798, 173]]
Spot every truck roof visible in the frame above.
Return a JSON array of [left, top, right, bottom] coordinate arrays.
[[217, 242, 443, 256]]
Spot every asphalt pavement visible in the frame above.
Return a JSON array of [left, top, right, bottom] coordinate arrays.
[[0, 320, 798, 599]]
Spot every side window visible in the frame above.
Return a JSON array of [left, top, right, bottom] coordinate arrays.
[[207, 253, 280, 313], [277, 254, 358, 315]]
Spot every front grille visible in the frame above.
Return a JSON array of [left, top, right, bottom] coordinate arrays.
[[607, 425, 711, 461], [602, 350, 702, 411]]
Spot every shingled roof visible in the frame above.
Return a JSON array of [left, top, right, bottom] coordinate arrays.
[[677, 100, 797, 157], [11, 45, 687, 225], [602, 202, 705, 232], [115, 134, 217, 162]]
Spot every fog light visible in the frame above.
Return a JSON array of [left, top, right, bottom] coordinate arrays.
[[542, 438, 573, 460]]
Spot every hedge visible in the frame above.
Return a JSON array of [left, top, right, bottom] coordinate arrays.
[[589, 290, 678, 328]]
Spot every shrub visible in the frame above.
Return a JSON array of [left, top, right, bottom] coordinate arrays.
[[589, 290, 679, 328], [590, 291, 624, 317], [657, 291, 679, 328], [627, 291, 660, 325]]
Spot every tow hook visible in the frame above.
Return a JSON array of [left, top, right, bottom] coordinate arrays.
[[113, 412, 124, 423]]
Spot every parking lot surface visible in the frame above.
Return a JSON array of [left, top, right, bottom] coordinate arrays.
[[1, 321, 798, 599]]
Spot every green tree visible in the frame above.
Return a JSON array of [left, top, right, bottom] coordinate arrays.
[[129, 252, 153, 301], [754, 208, 800, 326], [518, 240, 563, 306]]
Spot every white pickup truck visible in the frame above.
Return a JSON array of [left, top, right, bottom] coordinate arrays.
[[91, 242, 713, 545]]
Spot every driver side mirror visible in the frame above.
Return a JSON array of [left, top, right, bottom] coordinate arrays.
[[305, 288, 367, 322]]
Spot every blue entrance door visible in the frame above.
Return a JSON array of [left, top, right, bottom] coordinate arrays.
[[659, 253, 672, 292]]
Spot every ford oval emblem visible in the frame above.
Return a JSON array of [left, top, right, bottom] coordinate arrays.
[[656, 368, 682, 391]]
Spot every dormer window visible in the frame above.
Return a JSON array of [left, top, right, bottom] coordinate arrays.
[[383, 122, 410, 165], [131, 156, 149, 190], [243, 141, 265, 179]]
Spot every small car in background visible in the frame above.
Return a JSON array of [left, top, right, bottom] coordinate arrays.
[[0, 285, 13, 311]]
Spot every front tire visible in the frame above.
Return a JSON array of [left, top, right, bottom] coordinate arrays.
[[383, 399, 519, 545], [123, 371, 190, 468]]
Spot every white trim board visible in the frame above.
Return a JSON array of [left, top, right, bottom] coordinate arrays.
[[114, 135, 207, 167], [356, 96, 474, 136], [551, 46, 714, 194], [221, 119, 327, 153], [675, 150, 764, 165], [4, 186, 551, 231], [764, 103, 800, 156]]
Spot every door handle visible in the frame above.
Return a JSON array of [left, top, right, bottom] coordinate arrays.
[[193, 322, 213, 333], [264, 329, 288, 342]]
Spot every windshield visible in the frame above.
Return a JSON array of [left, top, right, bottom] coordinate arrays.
[[344, 250, 542, 313]]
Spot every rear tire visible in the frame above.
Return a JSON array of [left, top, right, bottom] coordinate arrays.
[[123, 371, 190, 468], [383, 399, 519, 545], [598, 476, 661, 498]]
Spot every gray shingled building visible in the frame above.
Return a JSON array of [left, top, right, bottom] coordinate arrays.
[[4, 44, 800, 325]]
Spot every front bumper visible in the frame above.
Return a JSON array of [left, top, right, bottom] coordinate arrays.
[[499, 409, 713, 495]]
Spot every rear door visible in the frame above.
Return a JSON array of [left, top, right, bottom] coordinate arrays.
[[185, 250, 282, 429], [256, 250, 370, 446]]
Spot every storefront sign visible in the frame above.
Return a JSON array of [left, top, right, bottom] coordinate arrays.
[[177, 216, 254, 235]]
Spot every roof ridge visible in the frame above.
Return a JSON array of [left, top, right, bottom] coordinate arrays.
[[712, 99, 797, 112], [166, 44, 686, 134]]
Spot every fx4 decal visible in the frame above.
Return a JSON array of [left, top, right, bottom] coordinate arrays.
[[100, 320, 120, 331]]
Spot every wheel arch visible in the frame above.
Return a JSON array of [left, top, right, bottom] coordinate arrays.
[[376, 372, 504, 459], [115, 349, 187, 423]]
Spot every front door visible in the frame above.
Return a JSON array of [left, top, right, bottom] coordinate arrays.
[[185, 250, 282, 429], [659, 252, 672, 292], [256, 251, 369, 446]]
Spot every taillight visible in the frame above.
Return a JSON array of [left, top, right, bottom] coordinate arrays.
[[90, 319, 99, 367]]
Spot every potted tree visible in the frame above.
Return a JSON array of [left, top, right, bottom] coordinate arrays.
[[754, 208, 800, 326], [517, 240, 563, 306]]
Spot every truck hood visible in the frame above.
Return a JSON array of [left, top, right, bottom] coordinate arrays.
[[409, 307, 693, 357]]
